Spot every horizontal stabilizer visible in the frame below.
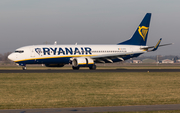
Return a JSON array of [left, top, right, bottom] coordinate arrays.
[[159, 43, 174, 47]]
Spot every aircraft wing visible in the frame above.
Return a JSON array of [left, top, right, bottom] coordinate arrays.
[[90, 51, 145, 63], [141, 43, 173, 49], [140, 38, 173, 52]]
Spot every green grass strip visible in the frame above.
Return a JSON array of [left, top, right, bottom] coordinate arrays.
[[99, 110, 180, 113], [0, 72, 180, 109]]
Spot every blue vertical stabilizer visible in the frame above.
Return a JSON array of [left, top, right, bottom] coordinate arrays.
[[118, 13, 151, 46]]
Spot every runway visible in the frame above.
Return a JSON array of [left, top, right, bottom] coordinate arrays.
[[0, 69, 180, 73], [0, 104, 180, 113]]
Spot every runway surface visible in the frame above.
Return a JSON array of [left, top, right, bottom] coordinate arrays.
[[0, 104, 180, 113], [0, 69, 180, 73]]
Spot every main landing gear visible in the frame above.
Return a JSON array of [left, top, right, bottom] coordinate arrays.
[[89, 64, 96, 70], [72, 66, 80, 70]]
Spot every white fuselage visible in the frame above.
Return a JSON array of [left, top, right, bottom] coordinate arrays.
[[8, 45, 146, 64]]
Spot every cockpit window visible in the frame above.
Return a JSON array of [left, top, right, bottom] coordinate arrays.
[[15, 50, 24, 53]]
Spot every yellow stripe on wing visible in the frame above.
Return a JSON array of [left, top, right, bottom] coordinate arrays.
[[155, 39, 161, 48]]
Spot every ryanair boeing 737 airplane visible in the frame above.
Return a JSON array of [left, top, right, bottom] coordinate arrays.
[[8, 13, 172, 70]]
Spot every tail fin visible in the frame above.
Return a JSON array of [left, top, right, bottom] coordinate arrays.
[[118, 13, 151, 46]]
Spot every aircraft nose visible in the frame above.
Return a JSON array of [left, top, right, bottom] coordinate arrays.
[[8, 53, 15, 61]]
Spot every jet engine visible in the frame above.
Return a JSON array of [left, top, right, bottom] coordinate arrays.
[[72, 57, 95, 69]]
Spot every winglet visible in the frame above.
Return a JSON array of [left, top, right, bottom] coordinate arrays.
[[149, 38, 162, 51]]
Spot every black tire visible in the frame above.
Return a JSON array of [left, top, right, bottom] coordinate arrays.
[[89, 65, 96, 70], [22, 66, 27, 70], [72, 66, 79, 70]]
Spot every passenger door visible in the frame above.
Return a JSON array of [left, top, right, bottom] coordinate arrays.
[[29, 48, 35, 57]]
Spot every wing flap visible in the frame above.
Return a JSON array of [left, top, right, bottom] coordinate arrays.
[[91, 51, 145, 63]]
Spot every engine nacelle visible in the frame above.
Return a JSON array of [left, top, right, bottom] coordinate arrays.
[[72, 57, 94, 67], [45, 64, 65, 67]]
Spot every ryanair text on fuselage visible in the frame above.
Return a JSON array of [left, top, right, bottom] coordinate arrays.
[[36, 47, 92, 55]]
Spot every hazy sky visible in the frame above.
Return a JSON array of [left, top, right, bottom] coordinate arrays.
[[0, 0, 180, 56]]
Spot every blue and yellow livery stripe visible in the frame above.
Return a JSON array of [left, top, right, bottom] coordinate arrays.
[[14, 55, 96, 63]]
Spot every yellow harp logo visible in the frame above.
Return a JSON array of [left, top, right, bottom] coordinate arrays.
[[138, 26, 149, 41]]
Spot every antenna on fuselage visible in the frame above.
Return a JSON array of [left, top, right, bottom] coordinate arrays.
[[54, 41, 57, 45], [75, 42, 77, 45]]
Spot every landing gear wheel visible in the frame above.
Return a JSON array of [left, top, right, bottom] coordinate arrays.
[[89, 65, 96, 70], [22, 66, 27, 70], [72, 66, 79, 70]]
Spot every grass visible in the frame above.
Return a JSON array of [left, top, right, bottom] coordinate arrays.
[[98, 111, 180, 113], [0, 72, 180, 109]]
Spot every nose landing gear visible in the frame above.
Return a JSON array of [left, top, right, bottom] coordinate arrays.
[[22, 66, 27, 70], [18, 63, 27, 70]]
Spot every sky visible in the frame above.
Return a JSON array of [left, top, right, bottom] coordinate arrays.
[[0, 0, 180, 56]]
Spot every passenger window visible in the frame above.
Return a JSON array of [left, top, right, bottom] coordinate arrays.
[[15, 50, 24, 53]]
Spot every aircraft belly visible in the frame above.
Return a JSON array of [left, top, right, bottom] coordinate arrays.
[[16, 57, 70, 64], [38, 57, 70, 64]]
